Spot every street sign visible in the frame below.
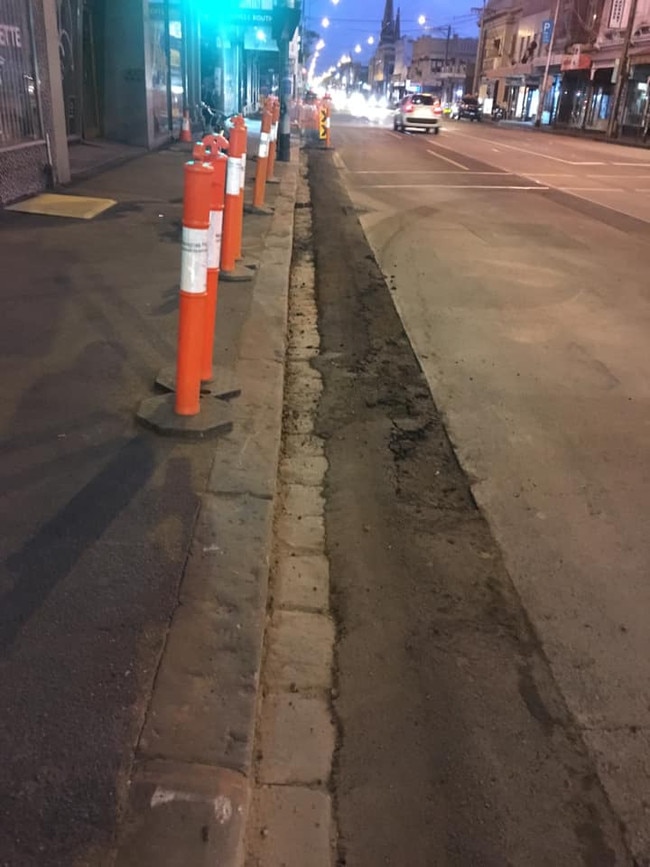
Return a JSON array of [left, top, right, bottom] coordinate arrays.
[[319, 108, 327, 139], [541, 19, 553, 44]]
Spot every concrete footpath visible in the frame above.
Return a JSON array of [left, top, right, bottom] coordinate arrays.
[[0, 133, 297, 866]]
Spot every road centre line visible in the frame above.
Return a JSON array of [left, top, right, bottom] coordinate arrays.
[[558, 187, 624, 192], [444, 129, 605, 166], [363, 184, 549, 190], [425, 148, 469, 170], [350, 170, 510, 175], [586, 173, 650, 179]]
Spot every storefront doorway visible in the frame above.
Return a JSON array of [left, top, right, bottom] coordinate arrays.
[[57, 0, 104, 140]]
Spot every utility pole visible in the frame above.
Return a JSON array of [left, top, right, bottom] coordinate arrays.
[[443, 24, 451, 104], [534, 0, 560, 127], [471, 0, 487, 95], [607, 0, 639, 138]]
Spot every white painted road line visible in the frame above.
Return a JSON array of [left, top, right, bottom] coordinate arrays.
[[425, 149, 469, 170], [363, 184, 549, 190], [558, 187, 625, 192], [586, 173, 650, 179], [445, 129, 605, 166], [350, 170, 510, 175]]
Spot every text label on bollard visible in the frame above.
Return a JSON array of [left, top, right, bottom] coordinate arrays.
[[181, 228, 208, 294], [226, 157, 242, 195]]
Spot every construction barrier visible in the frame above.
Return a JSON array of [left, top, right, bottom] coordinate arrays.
[[252, 104, 273, 211], [322, 96, 332, 149], [175, 143, 212, 416], [201, 134, 228, 384], [295, 95, 333, 148]]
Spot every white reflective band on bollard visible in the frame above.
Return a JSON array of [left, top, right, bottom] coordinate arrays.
[[271, 123, 278, 142], [259, 133, 270, 159], [226, 157, 242, 196], [207, 210, 224, 269], [180, 227, 208, 294], [326, 117, 331, 129], [240, 153, 247, 191]]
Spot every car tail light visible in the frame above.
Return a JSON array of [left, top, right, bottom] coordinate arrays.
[[433, 104, 442, 116], [404, 103, 414, 113]]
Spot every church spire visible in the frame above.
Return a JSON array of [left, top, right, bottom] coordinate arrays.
[[395, 7, 401, 40], [380, 0, 394, 44]]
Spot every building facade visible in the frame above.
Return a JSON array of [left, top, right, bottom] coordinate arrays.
[[476, 0, 556, 120], [476, 0, 650, 135], [407, 34, 477, 103], [0, 0, 300, 207], [0, 0, 186, 206]]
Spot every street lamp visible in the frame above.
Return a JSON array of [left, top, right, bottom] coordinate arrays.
[[418, 14, 426, 26], [316, 38, 326, 50], [367, 35, 375, 45], [354, 44, 362, 53], [321, 16, 330, 28]]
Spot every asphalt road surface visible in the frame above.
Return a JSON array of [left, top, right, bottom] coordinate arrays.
[[309, 116, 650, 865]]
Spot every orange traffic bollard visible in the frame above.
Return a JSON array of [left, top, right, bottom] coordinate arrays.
[[252, 106, 273, 210], [236, 117, 248, 260], [201, 134, 228, 383], [135, 141, 234, 436], [220, 118, 252, 281], [175, 143, 212, 416], [180, 109, 192, 143], [267, 98, 280, 183], [325, 102, 332, 148]]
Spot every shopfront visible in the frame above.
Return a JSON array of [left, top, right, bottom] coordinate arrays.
[[0, 0, 42, 150], [583, 66, 614, 132], [622, 62, 650, 134], [556, 51, 592, 128], [0, 0, 56, 204], [146, 0, 184, 140]]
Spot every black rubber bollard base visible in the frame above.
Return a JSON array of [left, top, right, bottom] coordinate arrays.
[[244, 204, 274, 215], [220, 262, 255, 282], [136, 393, 233, 439]]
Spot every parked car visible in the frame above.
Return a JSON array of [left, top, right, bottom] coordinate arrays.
[[393, 93, 441, 134], [451, 95, 482, 121]]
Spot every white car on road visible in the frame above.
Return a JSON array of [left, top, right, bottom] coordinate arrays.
[[393, 93, 441, 134]]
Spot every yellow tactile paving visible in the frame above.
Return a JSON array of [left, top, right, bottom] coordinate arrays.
[[6, 193, 116, 220]]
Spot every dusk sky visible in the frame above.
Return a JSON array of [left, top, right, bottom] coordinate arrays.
[[303, 0, 478, 71]]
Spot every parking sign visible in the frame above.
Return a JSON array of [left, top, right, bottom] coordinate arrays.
[[542, 19, 553, 44]]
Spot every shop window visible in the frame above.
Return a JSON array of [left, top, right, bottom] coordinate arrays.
[[0, 0, 41, 148]]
